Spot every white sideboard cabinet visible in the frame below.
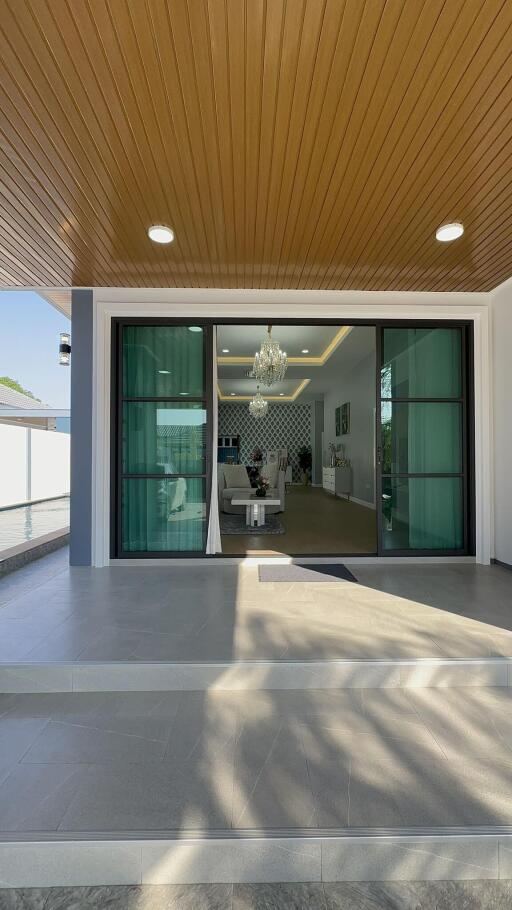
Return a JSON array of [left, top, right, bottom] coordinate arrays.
[[322, 465, 352, 498]]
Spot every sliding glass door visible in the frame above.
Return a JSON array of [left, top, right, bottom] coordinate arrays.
[[111, 322, 211, 557], [377, 325, 471, 555]]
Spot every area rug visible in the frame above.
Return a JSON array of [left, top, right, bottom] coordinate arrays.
[[220, 512, 285, 535], [258, 563, 358, 582]]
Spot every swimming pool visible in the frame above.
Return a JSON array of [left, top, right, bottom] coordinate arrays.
[[0, 497, 70, 552]]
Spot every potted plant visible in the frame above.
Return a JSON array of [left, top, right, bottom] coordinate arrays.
[[250, 447, 263, 466], [297, 445, 312, 485], [255, 475, 269, 498]]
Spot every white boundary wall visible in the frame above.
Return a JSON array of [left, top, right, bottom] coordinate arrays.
[[0, 423, 70, 508]]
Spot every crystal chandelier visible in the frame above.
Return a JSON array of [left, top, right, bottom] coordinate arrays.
[[253, 324, 287, 387], [249, 386, 268, 419]]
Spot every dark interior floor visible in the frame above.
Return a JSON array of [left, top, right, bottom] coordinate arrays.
[[220, 484, 377, 556]]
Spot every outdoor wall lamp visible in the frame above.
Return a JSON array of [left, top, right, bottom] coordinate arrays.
[[59, 332, 71, 366]]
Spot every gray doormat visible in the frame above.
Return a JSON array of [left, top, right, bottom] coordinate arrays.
[[220, 512, 285, 535], [259, 563, 358, 582]]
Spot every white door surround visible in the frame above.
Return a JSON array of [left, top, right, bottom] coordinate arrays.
[[91, 289, 491, 568]]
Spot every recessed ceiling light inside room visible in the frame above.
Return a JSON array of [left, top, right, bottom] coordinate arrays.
[[148, 224, 174, 244], [435, 222, 464, 242], [230, 392, 236, 396], [222, 349, 230, 353], [301, 349, 309, 354], [158, 370, 171, 374], [279, 392, 284, 396], [188, 326, 202, 333], [179, 392, 189, 396]]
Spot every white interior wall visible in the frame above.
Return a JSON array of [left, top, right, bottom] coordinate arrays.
[[323, 348, 376, 507], [491, 279, 512, 566]]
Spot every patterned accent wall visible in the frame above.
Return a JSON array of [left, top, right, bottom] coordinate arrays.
[[218, 403, 312, 482]]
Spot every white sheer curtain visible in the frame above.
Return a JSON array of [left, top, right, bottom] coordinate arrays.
[[206, 326, 222, 553]]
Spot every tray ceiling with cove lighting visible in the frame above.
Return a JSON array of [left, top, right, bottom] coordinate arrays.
[[1, 1, 512, 291], [217, 325, 360, 401]]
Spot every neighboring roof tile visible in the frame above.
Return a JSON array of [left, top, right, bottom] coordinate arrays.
[[0, 384, 48, 409]]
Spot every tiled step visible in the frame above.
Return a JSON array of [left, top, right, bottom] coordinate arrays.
[[0, 830, 511, 888], [1, 686, 512, 886], [0, 657, 510, 693]]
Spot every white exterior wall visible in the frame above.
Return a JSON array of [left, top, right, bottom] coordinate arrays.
[[491, 279, 512, 566], [0, 424, 70, 509]]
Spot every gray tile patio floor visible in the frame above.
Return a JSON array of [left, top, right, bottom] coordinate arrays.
[[1, 685, 512, 833], [3, 881, 512, 909], [0, 551, 511, 661]]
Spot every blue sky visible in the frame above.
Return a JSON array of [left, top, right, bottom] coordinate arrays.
[[0, 291, 71, 407]]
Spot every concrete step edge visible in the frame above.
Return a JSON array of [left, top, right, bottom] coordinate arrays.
[[1, 828, 511, 887], [0, 657, 510, 692]]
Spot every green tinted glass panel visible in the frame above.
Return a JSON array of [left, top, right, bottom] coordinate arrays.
[[381, 402, 462, 474], [123, 402, 206, 474], [381, 477, 463, 551], [123, 325, 204, 398], [122, 478, 206, 552], [381, 328, 461, 398]]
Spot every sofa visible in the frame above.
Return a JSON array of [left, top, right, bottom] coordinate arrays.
[[218, 462, 285, 515]]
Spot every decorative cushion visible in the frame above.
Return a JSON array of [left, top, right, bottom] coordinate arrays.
[[223, 463, 251, 489], [260, 462, 278, 488]]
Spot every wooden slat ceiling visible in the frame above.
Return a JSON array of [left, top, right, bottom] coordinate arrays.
[[1, 0, 512, 292]]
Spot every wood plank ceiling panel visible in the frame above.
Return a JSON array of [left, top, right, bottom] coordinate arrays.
[[0, 0, 512, 291]]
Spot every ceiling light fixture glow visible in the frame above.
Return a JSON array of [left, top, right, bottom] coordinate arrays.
[[249, 386, 268, 419], [222, 349, 230, 353], [148, 224, 174, 244], [435, 222, 464, 242], [188, 326, 202, 333], [301, 349, 309, 354], [253, 324, 287, 387], [158, 370, 171, 375]]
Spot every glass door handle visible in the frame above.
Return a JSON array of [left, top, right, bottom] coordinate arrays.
[[376, 446, 382, 465]]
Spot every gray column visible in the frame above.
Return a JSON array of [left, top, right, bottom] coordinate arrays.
[[311, 399, 324, 485], [70, 289, 94, 566]]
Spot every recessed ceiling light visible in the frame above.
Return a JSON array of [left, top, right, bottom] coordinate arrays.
[[188, 326, 202, 333], [222, 349, 230, 353], [148, 224, 174, 244], [279, 392, 285, 396], [436, 222, 464, 242], [179, 392, 189, 396], [301, 349, 309, 354], [158, 370, 171, 375], [230, 392, 236, 396]]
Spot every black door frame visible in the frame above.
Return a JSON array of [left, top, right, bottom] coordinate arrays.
[[110, 318, 213, 559], [110, 317, 475, 559], [375, 324, 473, 557]]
